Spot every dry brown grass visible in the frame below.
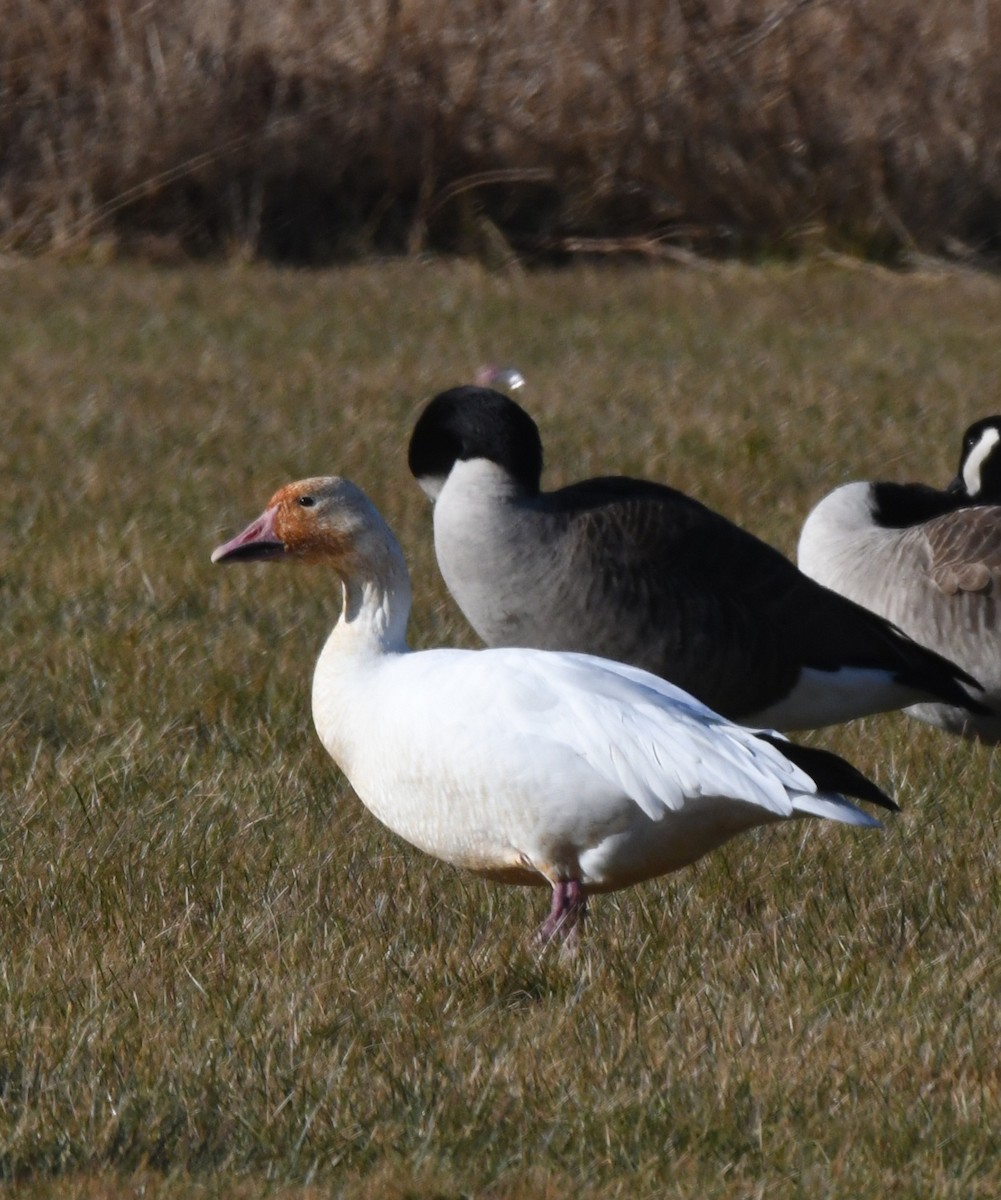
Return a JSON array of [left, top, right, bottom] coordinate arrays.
[[3, 258, 1001, 1198], [2, 1, 1001, 263]]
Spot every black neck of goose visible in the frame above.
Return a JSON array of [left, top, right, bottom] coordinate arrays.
[[409, 386, 544, 495], [870, 481, 966, 528]]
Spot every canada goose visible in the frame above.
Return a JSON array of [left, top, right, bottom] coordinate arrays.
[[212, 476, 894, 943], [798, 416, 1001, 741], [407, 386, 986, 730]]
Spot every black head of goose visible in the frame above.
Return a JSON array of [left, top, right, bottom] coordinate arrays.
[[408, 386, 987, 732], [797, 416, 1001, 741], [949, 416, 1001, 502]]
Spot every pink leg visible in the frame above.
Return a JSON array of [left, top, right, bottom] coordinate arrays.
[[537, 880, 588, 944]]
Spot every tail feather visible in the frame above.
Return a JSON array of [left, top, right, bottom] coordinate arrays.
[[793, 793, 882, 827], [755, 733, 898, 813], [870, 613, 989, 715], [795, 570, 989, 715]]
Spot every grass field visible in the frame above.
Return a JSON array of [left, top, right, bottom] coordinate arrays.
[[3, 258, 1001, 1198]]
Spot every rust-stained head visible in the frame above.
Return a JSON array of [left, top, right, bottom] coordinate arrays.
[[212, 476, 387, 570]]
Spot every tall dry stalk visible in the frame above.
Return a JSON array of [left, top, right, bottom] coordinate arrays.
[[1, 0, 999, 261]]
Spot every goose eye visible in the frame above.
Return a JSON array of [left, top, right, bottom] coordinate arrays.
[[298, 495, 315, 508]]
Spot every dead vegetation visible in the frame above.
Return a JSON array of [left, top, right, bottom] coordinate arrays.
[[2, 0, 1000, 263]]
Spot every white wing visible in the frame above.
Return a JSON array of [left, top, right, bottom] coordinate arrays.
[[372, 645, 822, 822]]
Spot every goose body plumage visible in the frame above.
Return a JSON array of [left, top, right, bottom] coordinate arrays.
[[213, 475, 894, 941], [407, 387, 986, 731], [798, 417, 1001, 741]]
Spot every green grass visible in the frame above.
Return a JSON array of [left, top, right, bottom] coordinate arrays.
[[3, 259, 1001, 1198]]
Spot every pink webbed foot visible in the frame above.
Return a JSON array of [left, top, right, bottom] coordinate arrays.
[[536, 880, 588, 945]]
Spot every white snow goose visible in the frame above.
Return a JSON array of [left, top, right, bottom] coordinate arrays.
[[798, 416, 1001, 742], [213, 475, 895, 943], [406, 386, 987, 731]]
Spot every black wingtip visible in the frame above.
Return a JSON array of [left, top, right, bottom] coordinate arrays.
[[877, 614, 991, 716], [916, 659, 991, 716], [959, 692, 994, 717], [756, 734, 899, 813]]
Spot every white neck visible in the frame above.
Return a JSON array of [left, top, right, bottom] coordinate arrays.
[[432, 459, 546, 645], [312, 532, 412, 774], [333, 535, 412, 656], [434, 459, 535, 567], [437, 457, 532, 509]]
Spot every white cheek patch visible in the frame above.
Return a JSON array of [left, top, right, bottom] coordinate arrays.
[[417, 474, 448, 502], [963, 427, 1001, 497]]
